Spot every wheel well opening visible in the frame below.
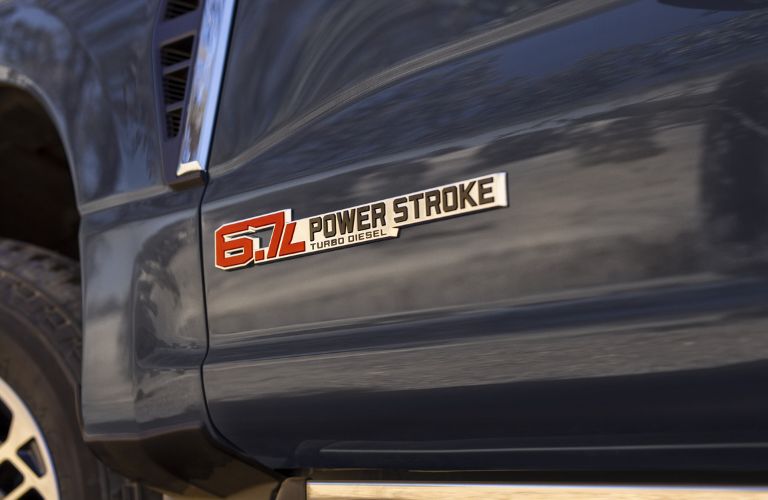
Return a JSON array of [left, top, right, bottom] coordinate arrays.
[[0, 85, 78, 260]]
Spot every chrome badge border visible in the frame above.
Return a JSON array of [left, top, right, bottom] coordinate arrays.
[[214, 173, 508, 270]]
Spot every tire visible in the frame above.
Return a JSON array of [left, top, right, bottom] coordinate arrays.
[[0, 239, 155, 500]]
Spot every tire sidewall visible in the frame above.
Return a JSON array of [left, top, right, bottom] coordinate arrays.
[[0, 302, 101, 499]]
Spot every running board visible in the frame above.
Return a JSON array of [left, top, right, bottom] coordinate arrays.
[[302, 482, 768, 500]]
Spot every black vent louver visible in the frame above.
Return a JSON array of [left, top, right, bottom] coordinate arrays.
[[160, 36, 194, 66], [165, 108, 183, 137], [159, 42, 193, 138], [164, 0, 200, 20], [162, 67, 190, 105]]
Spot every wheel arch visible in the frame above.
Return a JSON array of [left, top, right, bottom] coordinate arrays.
[[0, 73, 80, 259]]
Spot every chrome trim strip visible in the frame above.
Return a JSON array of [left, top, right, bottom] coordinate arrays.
[[177, 0, 235, 176], [306, 482, 768, 500], [322, 441, 768, 454], [176, 159, 203, 177]]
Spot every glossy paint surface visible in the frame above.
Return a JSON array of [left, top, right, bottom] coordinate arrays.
[[203, 0, 768, 470], [0, 0, 277, 494], [0, 0, 171, 209]]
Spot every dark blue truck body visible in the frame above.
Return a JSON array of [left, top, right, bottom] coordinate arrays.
[[2, 0, 768, 495]]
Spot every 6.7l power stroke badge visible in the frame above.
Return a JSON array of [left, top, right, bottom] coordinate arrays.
[[214, 173, 507, 270]]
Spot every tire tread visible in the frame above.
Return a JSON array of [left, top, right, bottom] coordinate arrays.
[[0, 238, 158, 500]]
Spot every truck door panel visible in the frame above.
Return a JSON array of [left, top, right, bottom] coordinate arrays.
[[201, 0, 768, 470]]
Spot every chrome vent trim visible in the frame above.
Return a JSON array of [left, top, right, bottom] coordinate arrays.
[[176, 0, 235, 177]]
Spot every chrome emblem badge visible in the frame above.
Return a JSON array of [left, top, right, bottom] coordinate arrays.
[[215, 173, 507, 270]]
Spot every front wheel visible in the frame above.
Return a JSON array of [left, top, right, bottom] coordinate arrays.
[[0, 373, 60, 499], [0, 239, 155, 500]]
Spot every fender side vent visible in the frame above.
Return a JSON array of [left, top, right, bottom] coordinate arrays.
[[154, 0, 211, 185], [164, 0, 199, 20], [159, 35, 194, 138]]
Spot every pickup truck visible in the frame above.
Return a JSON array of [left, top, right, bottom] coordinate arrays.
[[1, 0, 768, 499]]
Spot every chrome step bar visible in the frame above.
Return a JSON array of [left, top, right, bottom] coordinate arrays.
[[305, 482, 768, 500]]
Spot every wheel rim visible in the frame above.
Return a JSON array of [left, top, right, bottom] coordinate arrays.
[[0, 376, 60, 500]]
